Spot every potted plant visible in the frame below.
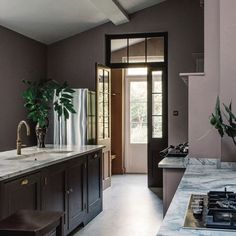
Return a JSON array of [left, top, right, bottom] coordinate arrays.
[[210, 96, 236, 145], [22, 79, 76, 148], [210, 97, 236, 169]]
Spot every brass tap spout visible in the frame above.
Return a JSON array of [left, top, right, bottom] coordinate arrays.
[[16, 120, 30, 155]]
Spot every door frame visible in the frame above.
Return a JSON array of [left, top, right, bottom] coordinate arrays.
[[104, 32, 168, 188]]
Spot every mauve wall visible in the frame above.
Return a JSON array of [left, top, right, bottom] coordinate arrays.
[[220, 0, 236, 161], [48, 0, 204, 145], [188, 0, 236, 160], [0, 26, 47, 151], [188, 0, 221, 158]]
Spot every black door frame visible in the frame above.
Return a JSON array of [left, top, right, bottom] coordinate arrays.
[[105, 32, 168, 187]]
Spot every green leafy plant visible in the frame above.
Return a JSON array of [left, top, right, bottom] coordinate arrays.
[[210, 96, 236, 145], [22, 79, 76, 128]]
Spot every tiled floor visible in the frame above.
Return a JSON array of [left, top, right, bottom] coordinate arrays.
[[74, 174, 163, 236]]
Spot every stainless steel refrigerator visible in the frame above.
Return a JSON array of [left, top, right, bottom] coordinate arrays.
[[53, 88, 96, 146]]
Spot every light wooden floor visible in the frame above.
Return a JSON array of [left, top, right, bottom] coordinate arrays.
[[73, 174, 163, 236]]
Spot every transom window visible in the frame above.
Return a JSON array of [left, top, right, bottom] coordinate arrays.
[[106, 32, 167, 68]]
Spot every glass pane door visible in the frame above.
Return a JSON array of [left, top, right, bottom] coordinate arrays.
[[130, 81, 147, 144], [147, 67, 168, 187], [97, 68, 111, 141], [125, 68, 148, 174], [96, 64, 112, 190]]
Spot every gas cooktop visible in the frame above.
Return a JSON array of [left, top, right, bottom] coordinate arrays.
[[184, 188, 236, 231]]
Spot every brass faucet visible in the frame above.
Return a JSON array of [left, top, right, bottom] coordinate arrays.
[[16, 120, 30, 155]]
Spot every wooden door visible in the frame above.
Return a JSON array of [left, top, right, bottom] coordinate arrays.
[[67, 156, 87, 232], [3, 173, 40, 217], [96, 64, 112, 190], [87, 150, 103, 222], [41, 163, 67, 229], [147, 67, 168, 187]]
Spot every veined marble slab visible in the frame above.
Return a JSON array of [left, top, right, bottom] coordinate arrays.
[[0, 144, 104, 180], [157, 159, 236, 236], [158, 155, 218, 169], [158, 157, 187, 169]]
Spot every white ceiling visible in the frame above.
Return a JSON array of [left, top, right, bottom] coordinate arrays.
[[0, 0, 165, 45], [118, 0, 166, 14]]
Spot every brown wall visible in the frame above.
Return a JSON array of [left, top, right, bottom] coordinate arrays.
[[0, 26, 47, 151], [0, 0, 204, 151], [47, 0, 204, 145]]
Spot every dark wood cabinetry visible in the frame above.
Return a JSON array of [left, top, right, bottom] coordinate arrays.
[[67, 156, 87, 232], [3, 173, 40, 217], [87, 151, 102, 222], [0, 149, 103, 235], [41, 163, 67, 228]]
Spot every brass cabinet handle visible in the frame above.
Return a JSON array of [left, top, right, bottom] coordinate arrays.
[[21, 179, 29, 186], [93, 153, 98, 159]]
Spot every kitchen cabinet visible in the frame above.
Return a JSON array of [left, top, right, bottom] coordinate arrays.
[[2, 173, 40, 217], [87, 151, 102, 222], [163, 168, 185, 215], [0, 148, 103, 235], [67, 156, 87, 232], [41, 163, 67, 227]]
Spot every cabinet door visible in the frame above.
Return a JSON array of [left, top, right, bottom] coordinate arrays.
[[41, 163, 67, 226], [3, 173, 40, 217], [87, 151, 102, 222], [67, 156, 87, 232]]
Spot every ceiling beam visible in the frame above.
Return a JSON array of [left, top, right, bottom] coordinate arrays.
[[89, 0, 129, 25]]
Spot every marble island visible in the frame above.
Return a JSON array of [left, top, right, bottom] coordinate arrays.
[[0, 144, 104, 180], [158, 157, 236, 236]]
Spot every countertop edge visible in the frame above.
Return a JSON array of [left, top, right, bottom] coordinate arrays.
[[158, 157, 187, 169]]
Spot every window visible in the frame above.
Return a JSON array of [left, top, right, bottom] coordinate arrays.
[[152, 71, 163, 138], [106, 32, 167, 68]]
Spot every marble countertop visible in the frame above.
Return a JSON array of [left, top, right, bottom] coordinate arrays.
[[0, 144, 104, 180], [157, 158, 236, 236], [158, 156, 218, 169], [158, 156, 187, 169]]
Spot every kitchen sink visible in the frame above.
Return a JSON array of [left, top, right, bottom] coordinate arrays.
[[6, 150, 73, 161]]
